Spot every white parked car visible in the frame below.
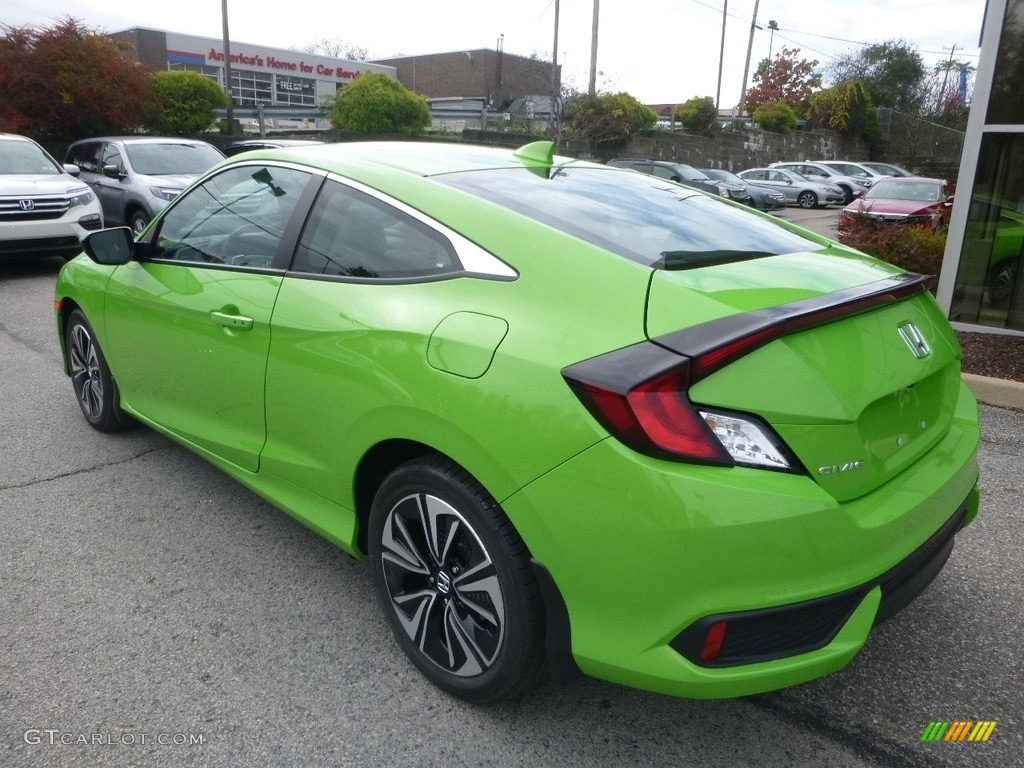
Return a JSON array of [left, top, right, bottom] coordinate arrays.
[[0, 133, 104, 261]]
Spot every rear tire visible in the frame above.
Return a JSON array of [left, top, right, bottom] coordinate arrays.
[[368, 455, 546, 703], [66, 310, 131, 432]]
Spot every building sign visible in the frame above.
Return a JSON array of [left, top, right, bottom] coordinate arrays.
[[276, 78, 315, 96], [206, 48, 363, 80]]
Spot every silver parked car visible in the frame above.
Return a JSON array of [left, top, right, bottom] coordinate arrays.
[[770, 161, 871, 204], [816, 161, 890, 185], [737, 167, 846, 208], [65, 137, 225, 234]]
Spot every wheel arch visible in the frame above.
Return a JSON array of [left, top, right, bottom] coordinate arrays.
[[55, 297, 83, 375], [352, 438, 580, 684]]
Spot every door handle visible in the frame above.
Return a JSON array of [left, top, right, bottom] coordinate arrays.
[[211, 310, 254, 331]]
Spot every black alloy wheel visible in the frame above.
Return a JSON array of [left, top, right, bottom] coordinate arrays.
[[368, 455, 546, 703], [66, 309, 131, 432]]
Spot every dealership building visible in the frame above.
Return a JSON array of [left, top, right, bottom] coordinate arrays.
[[111, 28, 397, 129], [939, 0, 1024, 334]]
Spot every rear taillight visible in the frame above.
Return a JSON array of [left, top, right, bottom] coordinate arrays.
[[564, 273, 931, 470], [563, 345, 793, 469]]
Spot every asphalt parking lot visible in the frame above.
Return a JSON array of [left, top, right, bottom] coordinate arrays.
[[2, 234, 1021, 767]]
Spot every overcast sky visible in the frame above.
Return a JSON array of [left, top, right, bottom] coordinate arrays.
[[3, 0, 988, 106]]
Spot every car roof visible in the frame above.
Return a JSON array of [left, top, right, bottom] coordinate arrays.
[[226, 140, 604, 179], [68, 136, 217, 145], [871, 176, 947, 185]]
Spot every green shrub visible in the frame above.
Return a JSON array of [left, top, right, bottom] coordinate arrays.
[[674, 96, 718, 137], [839, 216, 946, 275], [752, 100, 798, 133], [332, 73, 431, 136], [564, 91, 658, 147], [150, 71, 228, 135]]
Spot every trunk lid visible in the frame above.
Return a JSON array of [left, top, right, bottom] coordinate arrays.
[[647, 252, 962, 502]]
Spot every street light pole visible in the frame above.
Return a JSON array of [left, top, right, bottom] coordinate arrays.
[[767, 19, 779, 63]]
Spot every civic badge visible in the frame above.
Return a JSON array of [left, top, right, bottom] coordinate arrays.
[[898, 322, 931, 359]]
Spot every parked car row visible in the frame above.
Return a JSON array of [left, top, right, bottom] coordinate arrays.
[[608, 157, 904, 211]]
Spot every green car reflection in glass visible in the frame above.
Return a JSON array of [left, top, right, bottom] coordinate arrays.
[[55, 141, 981, 703]]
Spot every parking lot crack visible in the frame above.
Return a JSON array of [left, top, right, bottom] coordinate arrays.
[[0, 445, 175, 491], [748, 694, 956, 768]]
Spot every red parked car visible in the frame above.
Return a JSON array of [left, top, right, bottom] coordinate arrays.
[[838, 177, 954, 242]]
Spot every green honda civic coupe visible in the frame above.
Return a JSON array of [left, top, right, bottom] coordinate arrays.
[[55, 140, 980, 703]]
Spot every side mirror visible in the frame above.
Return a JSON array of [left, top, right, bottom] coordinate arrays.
[[102, 164, 123, 179], [63, 163, 82, 177], [82, 227, 134, 266]]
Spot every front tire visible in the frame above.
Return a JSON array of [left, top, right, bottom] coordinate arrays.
[[129, 209, 150, 235], [368, 456, 546, 703], [798, 191, 818, 209], [66, 310, 130, 432]]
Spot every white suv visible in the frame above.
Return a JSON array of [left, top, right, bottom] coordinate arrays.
[[0, 133, 103, 261]]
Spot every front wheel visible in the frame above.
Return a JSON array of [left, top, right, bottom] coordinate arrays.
[[66, 310, 131, 432], [129, 209, 150, 235], [368, 456, 546, 703], [798, 191, 818, 209]]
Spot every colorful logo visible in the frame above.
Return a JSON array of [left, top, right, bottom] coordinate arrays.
[[921, 721, 997, 742]]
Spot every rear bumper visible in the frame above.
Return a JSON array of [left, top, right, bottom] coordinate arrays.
[[503, 382, 980, 699], [670, 491, 973, 668]]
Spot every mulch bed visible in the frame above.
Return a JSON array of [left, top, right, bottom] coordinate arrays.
[[957, 331, 1024, 383]]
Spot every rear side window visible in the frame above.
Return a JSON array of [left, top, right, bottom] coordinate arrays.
[[68, 142, 102, 173], [438, 166, 819, 269], [291, 179, 459, 280]]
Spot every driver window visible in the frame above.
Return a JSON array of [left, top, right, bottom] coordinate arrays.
[[148, 165, 312, 268]]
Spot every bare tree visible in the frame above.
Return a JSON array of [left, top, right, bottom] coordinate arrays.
[[297, 38, 369, 61]]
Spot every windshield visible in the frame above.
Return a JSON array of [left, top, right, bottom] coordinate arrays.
[[438, 166, 820, 269], [865, 179, 942, 202], [0, 139, 62, 175], [125, 142, 225, 175]]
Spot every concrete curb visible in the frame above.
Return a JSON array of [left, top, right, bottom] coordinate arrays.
[[963, 373, 1024, 411]]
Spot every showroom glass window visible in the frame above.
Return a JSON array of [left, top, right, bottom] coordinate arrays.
[[276, 76, 316, 106], [947, 0, 1024, 331], [950, 134, 1024, 329], [148, 165, 312, 268], [231, 69, 273, 106]]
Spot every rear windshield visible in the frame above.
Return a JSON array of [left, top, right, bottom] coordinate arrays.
[[125, 143, 225, 175], [437, 166, 819, 269]]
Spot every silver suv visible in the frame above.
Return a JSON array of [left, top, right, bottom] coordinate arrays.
[[0, 132, 104, 261], [65, 137, 225, 234], [769, 161, 871, 205]]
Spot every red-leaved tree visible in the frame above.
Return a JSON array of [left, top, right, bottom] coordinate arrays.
[[0, 17, 159, 143], [745, 46, 822, 114]]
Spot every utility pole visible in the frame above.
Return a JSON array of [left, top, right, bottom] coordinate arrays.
[[767, 19, 779, 62], [716, 0, 727, 110], [552, 0, 561, 134], [221, 0, 234, 133], [737, 0, 759, 117], [588, 0, 599, 96]]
